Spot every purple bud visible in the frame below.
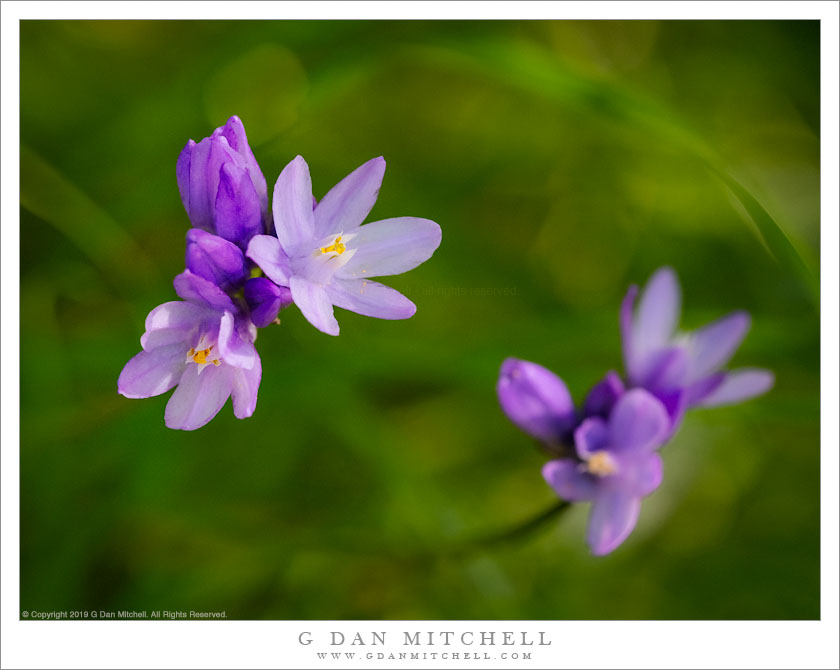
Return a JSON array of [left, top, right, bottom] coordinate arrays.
[[497, 358, 576, 444], [176, 116, 268, 249], [185, 229, 248, 292], [244, 277, 293, 328], [583, 371, 625, 420]]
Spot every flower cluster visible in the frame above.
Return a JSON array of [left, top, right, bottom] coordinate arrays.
[[119, 117, 441, 430], [497, 267, 774, 555]]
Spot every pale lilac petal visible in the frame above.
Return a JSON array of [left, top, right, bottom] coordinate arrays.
[[118, 344, 186, 399], [587, 490, 641, 556], [231, 352, 261, 419], [684, 372, 726, 406], [176, 139, 194, 215], [289, 276, 339, 336], [326, 278, 416, 320], [542, 460, 598, 502], [185, 229, 248, 291], [695, 368, 774, 407], [337, 217, 441, 279], [273, 156, 315, 255], [620, 285, 641, 381], [140, 301, 205, 351], [173, 270, 237, 313], [583, 371, 624, 419], [314, 157, 386, 238], [634, 453, 664, 497], [631, 267, 681, 382], [164, 364, 233, 431], [686, 311, 751, 381], [609, 388, 669, 452], [244, 277, 293, 328], [574, 417, 611, 460], [214, 115, 268, 227], [217, 311, 257, 370], [213, 161, 263, 248], [497, 358, 576, 443], [246, 235, 291, 287]]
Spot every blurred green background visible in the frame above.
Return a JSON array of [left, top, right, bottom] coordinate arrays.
[[20, 20, 820, 619]]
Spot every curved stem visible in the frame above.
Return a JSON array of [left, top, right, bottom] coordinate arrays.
[[443, 499, 571, 558]]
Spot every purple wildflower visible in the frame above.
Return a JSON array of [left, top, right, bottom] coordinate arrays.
[[176, 116, 269, 249], [542, 389, 669, 555], [118, 270, 261, 430], [621, 267, 774, 427], [246, 156, 441, 336]]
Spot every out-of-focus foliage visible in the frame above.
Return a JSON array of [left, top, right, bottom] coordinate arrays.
[[20, 20, 819, 619]]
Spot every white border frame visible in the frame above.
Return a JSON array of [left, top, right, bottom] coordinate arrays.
[[2, 3, 838, 669]]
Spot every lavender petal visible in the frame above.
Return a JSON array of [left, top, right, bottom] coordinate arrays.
[[217, 311, 257, 370], [337, 217, 441, 279], [173, 270, 237, 313], [246, 234, 291, 287], [314, 156, 386, 238], [164, 364, 233, 431], [587, 490, 641, 556], [289, 275, 340, 336], [230, 352, 262, 419], [574, 417, 611, 460], [140, 301, 205, 351], [695, 368, 774, 407], [273, 155, 315, 255], [326, 278, 416, 320], [542, 460, 598, 502], [118, 344, 186, 399], [609, 388, 669, 452], [686, 311, 751, 381]]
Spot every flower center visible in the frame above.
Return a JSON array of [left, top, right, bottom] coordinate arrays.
[[187, 346, 221, 368], [320, 235, 346, 255], [586, 451, 618, 477]]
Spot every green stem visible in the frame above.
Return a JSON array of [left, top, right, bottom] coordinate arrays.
[[442, 500, 572, 558]]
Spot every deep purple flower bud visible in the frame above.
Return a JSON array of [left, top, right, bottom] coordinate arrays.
[[583, 370, 624, 420], [244, 277, 293, 328], [496, 358, 577, 445], [185, 229, 248, 292], [176, 116, 268, 249]]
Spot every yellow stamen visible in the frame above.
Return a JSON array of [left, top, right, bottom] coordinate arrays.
[[586, 451, 618, 477], [191, 347, 213, 365], [320, 236, 346, 255]]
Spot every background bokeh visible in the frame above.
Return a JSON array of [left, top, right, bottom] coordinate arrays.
[[20, 20, 820, 619]]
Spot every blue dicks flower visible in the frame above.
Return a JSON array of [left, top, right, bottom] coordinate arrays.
[[176, 116, 269, 249], [621, 267, 774, 427], [543, 389, 670, 555], [117, 270, 261, 430], [246, 156, 442, 336]]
